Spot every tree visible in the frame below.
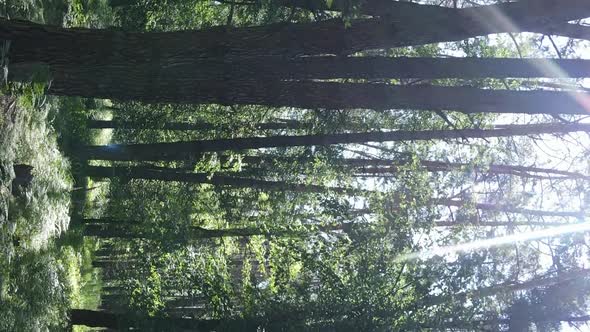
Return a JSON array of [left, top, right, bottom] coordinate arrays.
[[69, 308, 258, 331], [5, 0, 588, 61], [82, 221, 349, 240], [4, 0, 590, 101], [81, 123, 590, 161], [85, 165, 358, 194], [231, 155, 590, 181], [87, 119, 304, 130], [41, 78, 590, 111]]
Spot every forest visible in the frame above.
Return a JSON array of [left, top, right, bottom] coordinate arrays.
[[1, 0, 590, 331]]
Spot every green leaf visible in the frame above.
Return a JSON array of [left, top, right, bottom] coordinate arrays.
[[325, 0, 334, 8]]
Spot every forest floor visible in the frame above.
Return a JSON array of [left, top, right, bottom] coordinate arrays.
[[0, 89, 103, 330]]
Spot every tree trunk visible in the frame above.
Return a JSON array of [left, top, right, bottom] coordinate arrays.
[[276, 0, 590, 43], [83, 222, 347, 240], [85, 165, 357, 194], [80, 123, 590, 161], [11, 164, 34, 196], [263, 56, 590, 79], [87, 119, 304, 130], [282, 0, 590, 42], [426, 269, 590, 307], [437, 198, 584, 219], [69, 309, 121, 329], [58, 57, 590, 81], [4, 1, 587, 60], [33, 73, 590, 111], [433, 220, 570, 227], [69, 308, 252, 330], [4, 0, 590, 101], [108, 0, 136, 7], [524, 23, 590, 41], [235, 155, 590, 181]]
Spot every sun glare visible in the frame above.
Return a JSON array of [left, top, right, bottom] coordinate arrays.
[[479, 4, 590, 113], [396, 221, 590, 263]]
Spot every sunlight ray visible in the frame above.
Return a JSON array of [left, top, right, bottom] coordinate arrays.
[[396, 221, 590, 262], [473, 3, 590, 113]]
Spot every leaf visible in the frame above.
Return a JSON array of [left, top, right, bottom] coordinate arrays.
[[325, 0, 334, 8]]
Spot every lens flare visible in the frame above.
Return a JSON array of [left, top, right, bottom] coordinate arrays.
[[470, 3, 590, 113], [395, 222, 590, 262]]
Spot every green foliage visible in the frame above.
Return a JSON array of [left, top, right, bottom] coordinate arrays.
[[4, 1, 590, 331]]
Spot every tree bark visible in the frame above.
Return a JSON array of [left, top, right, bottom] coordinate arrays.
[[80, 123, 590, 161], [35, 73, 590, 111], [85, 165, 358, 194], [69, 308, 252, 330], [277, 0, 590, 41], [278, 0, 590, 40], [69, 309, 121, 329], [58, 57, 590, 82], [245, 57, 590, 79], [4, 0, 590, 102], [235, 155, 590, 180], [108, 0, 136, 7], [520, 23, 590, 41], [4, 1, 588, 60], [87, 119, 304, 130]]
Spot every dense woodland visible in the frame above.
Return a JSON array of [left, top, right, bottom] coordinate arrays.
[[1, 0, 590, 331]]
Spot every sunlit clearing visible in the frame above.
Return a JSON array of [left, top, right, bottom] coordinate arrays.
[[395, 221, 590, 262]]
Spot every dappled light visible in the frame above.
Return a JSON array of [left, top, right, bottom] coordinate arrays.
[[2, 0, 590, 331]]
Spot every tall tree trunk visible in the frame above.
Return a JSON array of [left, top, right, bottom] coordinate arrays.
[[80, 123, 590, 161], [259, 57, 590, 79], [426, 269, 590, 307], [60, 57, 590, 81], [108, 0, 136, 7], [277, 0, 590, 40], [69, 308, 253, 330], [69, 309, 121, 329], [87, 119, 304, 130], [437, 198, 584, 218], [433, 220, 571, 227], [531, 22, 590, 41], [4, 0, 590, 101], [281, 0, 590, 42], [234, 155, 590, 180], [34, 74, 590, 111], [85, 165, 357, 194], [4, 1, 587, 60], [83, 222, 348, 239]]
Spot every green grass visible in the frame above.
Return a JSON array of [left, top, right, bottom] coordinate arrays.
[[0, 79, 110, 330]]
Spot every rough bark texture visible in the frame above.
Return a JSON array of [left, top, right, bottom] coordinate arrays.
[[192, 57, 590, 79], [280, 0, 590, 41], [80, 123, 590, 161], [4, 0, 590, 101], [43, 78, 590, 113], [4, 0, 589, 60]]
